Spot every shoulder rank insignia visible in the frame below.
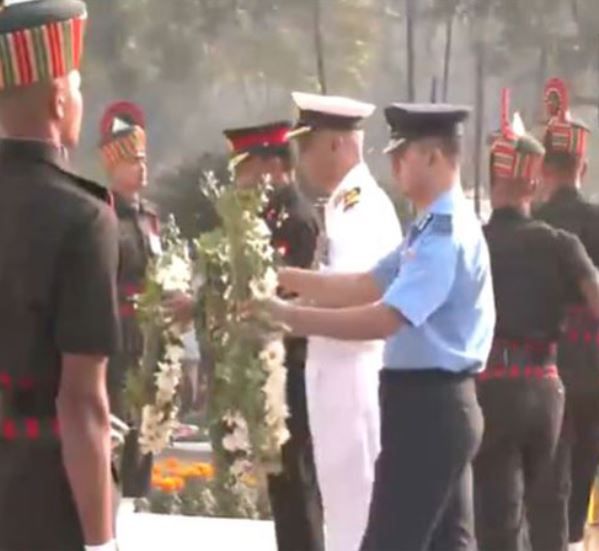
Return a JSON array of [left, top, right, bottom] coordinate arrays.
[[416, 213, 433, 232], [334, 186, 362, 212], [430, 214, 453, 234], [408, 213, 433, 246]]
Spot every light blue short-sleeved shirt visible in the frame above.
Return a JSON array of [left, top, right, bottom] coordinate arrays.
[[372, 185, 495, 372]]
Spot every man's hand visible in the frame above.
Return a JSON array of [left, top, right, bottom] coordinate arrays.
[[260, 300, 403, 340], [238, 297, 292, 335], [277, 267, 381, 308], [163, 291, 196, 327], [260, 296, 292, 325]]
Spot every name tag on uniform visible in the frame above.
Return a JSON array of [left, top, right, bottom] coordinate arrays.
[[148, 232, 163, 256]]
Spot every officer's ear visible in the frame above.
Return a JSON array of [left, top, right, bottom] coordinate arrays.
[[50, 78, 67, 121], [523, 178, 537, 199], [390, 149, 403, 179], [428, 144, 442, 167], [418, 139, 441, 167]]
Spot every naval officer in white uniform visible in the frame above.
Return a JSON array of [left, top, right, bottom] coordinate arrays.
[[286, 92, 402, 551]]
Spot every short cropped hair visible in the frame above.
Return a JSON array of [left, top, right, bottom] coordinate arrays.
[[543, 150, 578, 174]]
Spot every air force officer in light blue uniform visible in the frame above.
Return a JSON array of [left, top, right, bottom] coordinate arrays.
[[271, 103, 495, 551]]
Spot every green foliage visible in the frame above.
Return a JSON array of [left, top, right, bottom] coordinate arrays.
[[428, 0, 599, 79], [194, 173, 285, 517], [81, 0, 599, 217], [84, 0, 382, 97], [125, 217, 191, 428]]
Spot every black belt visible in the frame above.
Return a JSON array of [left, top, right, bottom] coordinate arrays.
[[381, 367, 480, 382], [488, 337, 557, 367]]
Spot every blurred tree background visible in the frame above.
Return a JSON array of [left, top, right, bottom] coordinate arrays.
[[76, 0, 599, 233]]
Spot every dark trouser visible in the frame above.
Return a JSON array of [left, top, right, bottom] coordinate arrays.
[[0, 442, 119, 551], [529, 389, 599, 549], [121, 429, 154, 498], [107, 352, 130, 420], [565, 390, 599, 542], [108, 352, 153, 499], [528, 342, 599, 549], [360, 369, 483, 551], [474, 377, 565, 551], [107, 316, 144, 419], [267, 365, 325, 551]]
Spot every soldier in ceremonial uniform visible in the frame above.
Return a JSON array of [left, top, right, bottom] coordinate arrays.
[[225, 120, 325, 551], [475, 90, 599, 551], [0, 1, 119, 550], [274, 103, 494, 550], [282, 92, 402, 551], [531, 78, 599, 551], [99, 101, 160, 498]]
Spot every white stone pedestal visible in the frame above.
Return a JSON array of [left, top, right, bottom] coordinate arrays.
[[117, 500, 276, 551]]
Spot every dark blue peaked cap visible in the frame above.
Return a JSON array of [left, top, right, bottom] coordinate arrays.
[[384, 103, 471, 153]]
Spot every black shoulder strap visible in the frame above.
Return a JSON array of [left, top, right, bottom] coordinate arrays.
[[50, 162, 113, 205], [71, 175, 113, 205]]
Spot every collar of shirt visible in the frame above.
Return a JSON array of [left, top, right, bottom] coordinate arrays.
[[488, 206, 528, 224], [114, 192, 141, 217], [0, 138, 69, 171], [404, 183, 463, 246], [327, 162, 372, 209], [411, 181, 463, 228]]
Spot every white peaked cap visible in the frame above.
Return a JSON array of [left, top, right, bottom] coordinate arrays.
[[291, 91, 375, 119], [3, 0, 40, 5]]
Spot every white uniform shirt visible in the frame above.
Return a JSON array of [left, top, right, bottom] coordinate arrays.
[[307, 162, 402, 374]]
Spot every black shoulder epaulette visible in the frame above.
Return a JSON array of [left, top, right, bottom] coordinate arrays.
[[50, 162, 113, 205], [430, 214, 453, 234], [71, 175, 112, 205]]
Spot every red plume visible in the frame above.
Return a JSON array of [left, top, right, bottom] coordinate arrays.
[[500, 88, 513, 139], [100, 101, 145, 139], [544, 78, 569, 121]]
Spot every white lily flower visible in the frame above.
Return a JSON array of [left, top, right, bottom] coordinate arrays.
[[230, 458, 252, 479], [259, 339, 286, 367]]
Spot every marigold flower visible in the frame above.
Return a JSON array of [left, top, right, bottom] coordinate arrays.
[[165, 458, 180, 471], [151, 475, 164, 488], [157, 478, 174, 493], [172, 476, 185, 492]]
